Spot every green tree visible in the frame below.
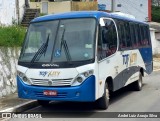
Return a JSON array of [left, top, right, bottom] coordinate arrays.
[[152, 6, 160, 22]]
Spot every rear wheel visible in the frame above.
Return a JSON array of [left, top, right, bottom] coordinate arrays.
[[96, 83, 109, 110], [133, 73, 143, 91], [37, 100, 50, 107]]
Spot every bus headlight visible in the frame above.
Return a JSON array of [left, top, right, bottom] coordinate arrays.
[[72, 70, 94, 86], [77, 76, 83, 83], [17, 71, 31, 85]]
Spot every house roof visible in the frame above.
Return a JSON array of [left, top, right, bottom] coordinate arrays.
[[31, 11, 147, 25]]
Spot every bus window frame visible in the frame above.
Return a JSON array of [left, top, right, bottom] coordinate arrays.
[[98, 17, 119, 62], [115, 19, 133, 51]]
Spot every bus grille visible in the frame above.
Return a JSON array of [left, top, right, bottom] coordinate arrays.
[[30, 78, 73, 86]]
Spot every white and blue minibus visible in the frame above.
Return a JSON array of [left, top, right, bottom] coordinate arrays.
[[17, 11, 152, 109]]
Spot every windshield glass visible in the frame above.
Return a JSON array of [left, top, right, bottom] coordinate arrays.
[[19, 18, 96, 63]]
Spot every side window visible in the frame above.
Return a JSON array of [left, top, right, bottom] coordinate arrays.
[[120, 22, 127, 48], [134, 24, 139, 47], [130, 23, 138, 48], [135, 24, 142, 46], [117, 20, 131, 50], [140, 25, 146, 46], [98, 19, 117, 60], [124, 22, 132, 48], [143, 26, 150, 46], [137, 24, 142, 46], [140, 25, 149, 46]]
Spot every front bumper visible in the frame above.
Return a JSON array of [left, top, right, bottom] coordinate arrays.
[[17, 75, 96, 102]]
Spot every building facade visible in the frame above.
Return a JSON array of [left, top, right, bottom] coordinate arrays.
[[29, 1, 97, 14], [0, 0, 26, 25], [149, 22, 160, 54], [98, 0, 151, 22]]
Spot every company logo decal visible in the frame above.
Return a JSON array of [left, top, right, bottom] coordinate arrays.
[[122, 54, 129, 65], [48, 71, 60, 77], [42, 64, 59, 67], [39, 71, 48, 77], [130, 53, 137, 65], [122, 53, 137, 66], [39, 71, 60, 77]]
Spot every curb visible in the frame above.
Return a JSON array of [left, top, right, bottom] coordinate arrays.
[[0, 101, 39, 113]]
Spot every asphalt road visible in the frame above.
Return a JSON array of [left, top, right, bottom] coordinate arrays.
[[10, 71, 160, 121]]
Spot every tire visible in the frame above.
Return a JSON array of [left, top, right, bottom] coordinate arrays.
[[96, 83, 109, 110], [38, 100, 50, 107], [133, 73, 143, 91]]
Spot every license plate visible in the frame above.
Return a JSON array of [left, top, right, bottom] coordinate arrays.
[[43, 90, 57, 96]]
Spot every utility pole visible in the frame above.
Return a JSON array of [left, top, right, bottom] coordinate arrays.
[[111, 0, 116, 12]]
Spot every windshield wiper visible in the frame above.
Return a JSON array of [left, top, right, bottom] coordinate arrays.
[[31, 34, 50, 63], [60, 29, 72, 63]]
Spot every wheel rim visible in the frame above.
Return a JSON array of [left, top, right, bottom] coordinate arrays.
[[138, 75, 142, 88], [106, 88, 109, 100]]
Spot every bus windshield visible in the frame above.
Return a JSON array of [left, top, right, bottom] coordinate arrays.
[[19, 18, 96, 63]]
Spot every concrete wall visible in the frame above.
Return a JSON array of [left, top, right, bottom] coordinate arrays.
[[0, 47, 20, 98], [98, 0, 149, 22], [30, 1, 97, 14], [155, 33, 160, 41], [0, 0, 16, 25], [71, 2, 98, 11], [29, 2, 41, 9], [0, 0, 25, 25], [30, 1, 71, 14], [19, 0, 25, 22], [48, 1, 71, 14], [150, 29, 160, 54]]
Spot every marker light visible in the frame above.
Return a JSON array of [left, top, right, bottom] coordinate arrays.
[[18, 72, 24, 78], [83, 72, 89, 77]]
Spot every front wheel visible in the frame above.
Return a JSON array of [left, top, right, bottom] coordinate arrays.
[[37, 100, 50, 107], [96, 83, 109, 110]]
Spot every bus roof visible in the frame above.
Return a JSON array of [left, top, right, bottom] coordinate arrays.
[[31, 11, 147, 25]]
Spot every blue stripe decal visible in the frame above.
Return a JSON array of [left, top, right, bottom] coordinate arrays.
[[139, 47, 153, 74]]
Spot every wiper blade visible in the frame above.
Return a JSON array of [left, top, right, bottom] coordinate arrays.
[[31, 34, 50, 63], [60, 29, 72, 62]]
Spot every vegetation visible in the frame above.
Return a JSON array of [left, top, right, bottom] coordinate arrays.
[[0, 26, 26, 47], [152, 6, 160, 22], [152, 0, 160, 6], [40, 13, 47, 16], [152, 0, 160, 22]]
